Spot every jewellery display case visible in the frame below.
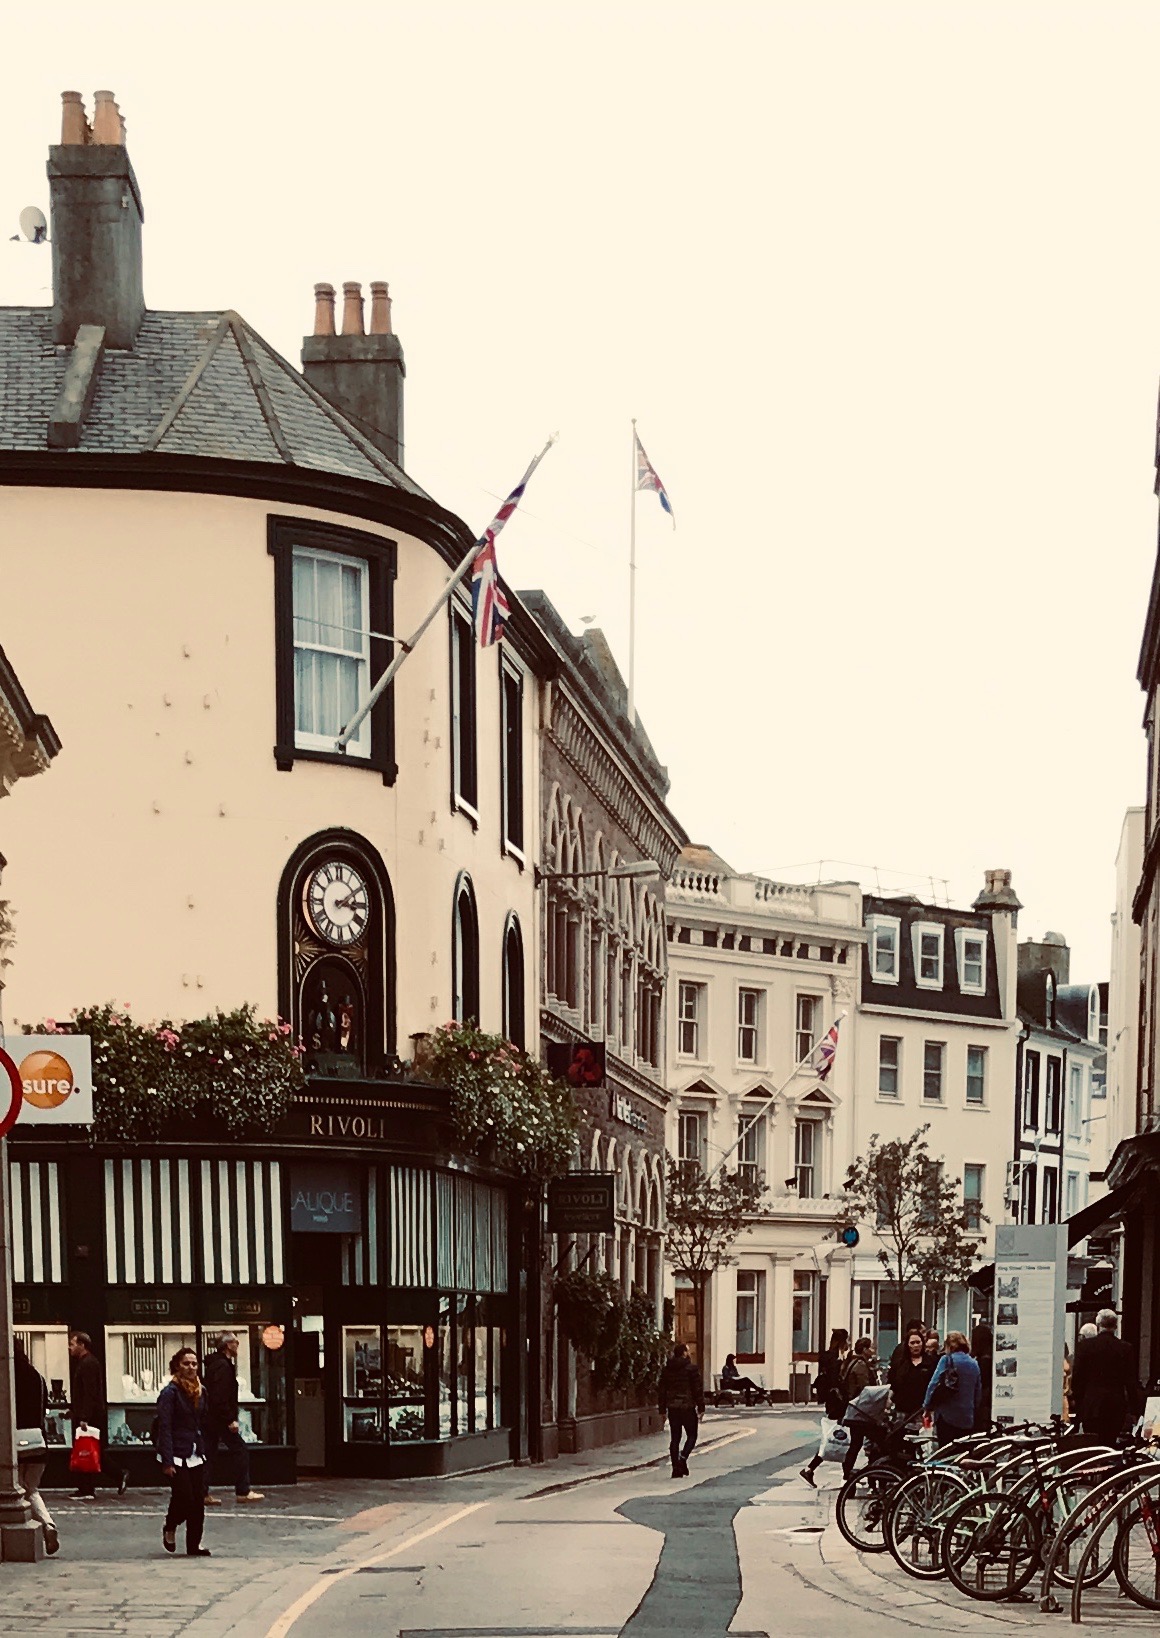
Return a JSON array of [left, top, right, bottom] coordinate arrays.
[[104, 1325, 198, 1446], [343, 1325, 384, 1441]]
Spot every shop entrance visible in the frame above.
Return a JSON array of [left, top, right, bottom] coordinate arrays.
[[291, 1235, 341, 1470]]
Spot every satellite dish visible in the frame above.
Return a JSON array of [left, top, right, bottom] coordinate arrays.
[[18, 206, 47, 244]]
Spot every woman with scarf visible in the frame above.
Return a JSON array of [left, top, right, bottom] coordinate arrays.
[[157, 1347, 211, 1556]]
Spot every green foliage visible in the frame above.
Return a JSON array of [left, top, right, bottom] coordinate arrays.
[[553, 1271, 668, 1392], [416, 1021, 578, 1180], [838, 1124, 984, 1309], [30, 1003, 303, 1142], [0, 899, 15, 973]]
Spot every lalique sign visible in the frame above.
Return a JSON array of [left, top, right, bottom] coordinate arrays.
[[289, 1162, 362, 1234]]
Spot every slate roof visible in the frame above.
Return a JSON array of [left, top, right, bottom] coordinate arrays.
[[0, 306, 427, 497]]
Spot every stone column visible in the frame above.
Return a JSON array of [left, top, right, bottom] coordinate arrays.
[[769, 1253, 797, 1396]]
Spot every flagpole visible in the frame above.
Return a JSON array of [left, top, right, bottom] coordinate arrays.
[[705, 1011, 847, 1182], [628, 418, 637, 727], [335, 435, 557, 751]]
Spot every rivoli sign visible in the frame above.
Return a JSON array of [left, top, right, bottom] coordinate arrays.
[[289, 1162, 362, 1234]]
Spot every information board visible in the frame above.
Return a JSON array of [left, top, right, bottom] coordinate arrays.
[[992, 1222, 1068, 1426]]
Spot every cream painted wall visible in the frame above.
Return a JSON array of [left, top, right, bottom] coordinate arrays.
[[0, 487, 539, 1046]]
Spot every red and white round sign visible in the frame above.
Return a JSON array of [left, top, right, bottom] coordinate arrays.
[[0, 1048, 23, 1138]]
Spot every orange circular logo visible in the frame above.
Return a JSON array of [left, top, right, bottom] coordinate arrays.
[[20, 1050, 75, 1109]]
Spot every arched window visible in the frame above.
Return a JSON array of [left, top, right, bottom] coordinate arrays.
[[278, 829, 395, 1074], [452, 873, 480, 1025], [502, 913, 526, 1049]]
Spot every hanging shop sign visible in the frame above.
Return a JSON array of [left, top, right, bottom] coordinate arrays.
[[289, 1162, 362, 1234], [547, 1172, 615, 1234], [7, 1035, 94, 1127], [546, 1039, 606, 1090]]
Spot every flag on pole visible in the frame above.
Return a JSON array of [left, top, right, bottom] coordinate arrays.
[[634, 429, 675, 524], [814, 1021, 840, 1082], [470, 454, 546, 647]]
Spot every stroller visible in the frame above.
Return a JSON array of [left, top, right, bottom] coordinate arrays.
[[842, 1385, 918, 1475]]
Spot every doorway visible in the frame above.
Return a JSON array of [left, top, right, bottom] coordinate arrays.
[[291, 1234, 341, 1470]]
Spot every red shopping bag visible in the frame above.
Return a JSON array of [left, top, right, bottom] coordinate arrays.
[[69, 1429, 101, 1474]]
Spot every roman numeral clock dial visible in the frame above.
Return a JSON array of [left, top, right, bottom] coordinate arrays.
[[304, 862, 370, 947]]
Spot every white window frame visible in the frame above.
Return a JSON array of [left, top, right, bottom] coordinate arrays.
[[1041, 1165, 1059, 1224], [795, 993, 820, 1063], [878, 1035, 901, 1098], [677, 982, 703, 1059], [966, 1044, 987, 1107], [1067, 1063, 1084, 1140], [913, 922, 945, 989], [1088, 988, 1100, 1043], [292, 546, 371, 758], [737, 1103, 765, 1185], [794, 1117, 819, 1198], [955, 927, 988, 996], [963, 1163, 984, 1231], [868, 915, 900, 983], [1065, 1171, 1079, 1219], [499, 655, 525, 861], [678, 1109, 706, 1171], [736, 1269, 764, 1357], [737, 987, 762, 1064], [792, 1269, 816, 1356], [922, 1039, 945, 1102], [449, 602, 478, 818]]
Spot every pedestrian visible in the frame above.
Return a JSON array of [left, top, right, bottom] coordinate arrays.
[[158, 1346, 211, 1557], [840, 1335, 877, 1481], [14, 1337, 59, 1554], [657, 1341, 705, 1479], [923, 1329, 941, 1365], [889, 1326, 934, 1419], [922, 1331, 981, 1446], [801, 1328, 851, 1486], [202, 1333, 264, 1506], [720, 1353, 764, 1405], [971, 1323, 993, 1432], [1070, 1309, 1143, 1446], [68, 1331, 127, 1498], [888, 1317, 926, 1374]]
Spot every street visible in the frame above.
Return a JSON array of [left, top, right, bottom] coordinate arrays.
[[2, 1411, 1150, 1637]]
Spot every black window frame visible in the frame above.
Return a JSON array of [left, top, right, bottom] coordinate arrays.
[[499, 655, 524, 860], [449, 602, 478, 819], [452, 872, 481, 1025], [1023, 1050, 1041, 1129], [501, 913, 525, 1049], [268, 515, 397, 783]]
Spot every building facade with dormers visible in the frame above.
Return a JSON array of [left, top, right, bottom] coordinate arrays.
[[520, 593, 686, 1456], [0, 92, 559, 1482], [851, 873, 1022, 1355], [665, 846, 863, 1396]]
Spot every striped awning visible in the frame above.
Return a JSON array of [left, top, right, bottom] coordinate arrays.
[[10, 1159, 65, 1284], [104, 1159, 194, 1284], [199, 1159, 284, 1285]]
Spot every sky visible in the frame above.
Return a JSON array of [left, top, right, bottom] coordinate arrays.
[[1, 0, 1156, 978]]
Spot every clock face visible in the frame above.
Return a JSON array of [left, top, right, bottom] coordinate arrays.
[[304, 861, 370, 946]]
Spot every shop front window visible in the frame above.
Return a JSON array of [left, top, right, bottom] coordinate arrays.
[[456, 1296, 473, 1433], [439, 1298, 454, 1438], [16, 1326, 71, 1448], [343, 1325, 384, 1444], [386, 1324, 426, 1441], [105, 1321, 289, 1449]]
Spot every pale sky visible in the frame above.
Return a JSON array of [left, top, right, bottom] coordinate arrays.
[[2, 0, 1156, 979]]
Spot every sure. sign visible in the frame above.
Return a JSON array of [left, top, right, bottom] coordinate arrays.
[[0, 1048, 23, 1138]]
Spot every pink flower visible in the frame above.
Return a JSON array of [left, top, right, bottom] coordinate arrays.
[[45, 1018, 57, 1033]]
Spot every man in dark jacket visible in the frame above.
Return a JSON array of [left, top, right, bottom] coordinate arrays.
[[1070, 1309, 1142, 1445], [202, 1333, 264, 1504], [68, 1331, 126, 1498], [658, 1342, 705, 1478]]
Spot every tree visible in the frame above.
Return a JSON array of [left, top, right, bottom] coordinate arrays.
[[663, 1156, 765, 1368], [838, 1124, 984, 1323]]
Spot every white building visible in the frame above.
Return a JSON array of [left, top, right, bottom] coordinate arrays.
[[665, 846, 863, 1396], [850, 873, 1023, 1354], [1103, 808, 1145, 1183]]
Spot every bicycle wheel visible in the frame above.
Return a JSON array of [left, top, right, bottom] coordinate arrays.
[[941, 1489, 1043, 1601], [1049, 1477, 1116, 1591], [1113, 1501, 1160, 1610], [885, 1467, 971, 1580], [835, 1462, 899, 1554]]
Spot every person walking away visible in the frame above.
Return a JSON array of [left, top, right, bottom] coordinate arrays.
[[158, 1347, 211, 1556], [14, 1337, 58, 1553], [923, 1331, 981, 1446], [840, 1335, 877, 1481], [1070, 1309, 1142, 1445], [971, 1323, 993, 1431], [658, 1342, 705, 1478], [889, 1327, 934, 1419], [68, 1331, 126, 1498], [801, 1328, 851, 1486], [202, 1333, 264, 1505]]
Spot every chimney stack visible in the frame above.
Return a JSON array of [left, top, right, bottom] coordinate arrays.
[[48, 89, 144, 348], [301, 278, 405, 468]]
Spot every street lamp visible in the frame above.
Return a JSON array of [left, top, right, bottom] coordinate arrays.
[[534, 859, 661, 887]]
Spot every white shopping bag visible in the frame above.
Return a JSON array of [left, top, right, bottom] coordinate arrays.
[[819, 1419, 851, 1464]]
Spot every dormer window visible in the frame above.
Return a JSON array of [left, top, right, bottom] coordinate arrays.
[[955, 928, 988, 996], [868, 915, 900, 983], [1088, 987, 1099, 1043], [912, 922, 944, 989]]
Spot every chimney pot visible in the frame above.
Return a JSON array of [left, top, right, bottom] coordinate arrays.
[[341, 281, 365, 336], [60, 91, 90, 146], [313, 282, 336, 337], [91, 90, 125, 146], [369, 280, 393, 335]]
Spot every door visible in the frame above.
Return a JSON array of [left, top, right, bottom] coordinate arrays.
[[675, 1288, 698, 1365], [291, 1232, 342, 1471]]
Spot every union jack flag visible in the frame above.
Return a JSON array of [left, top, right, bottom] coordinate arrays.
[[634, 429, 675, 524], [814, 1021, 841, 1082], [471, 534, 511, 648]]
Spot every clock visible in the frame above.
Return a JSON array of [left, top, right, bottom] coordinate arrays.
[[304, 861, 370, 946]]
